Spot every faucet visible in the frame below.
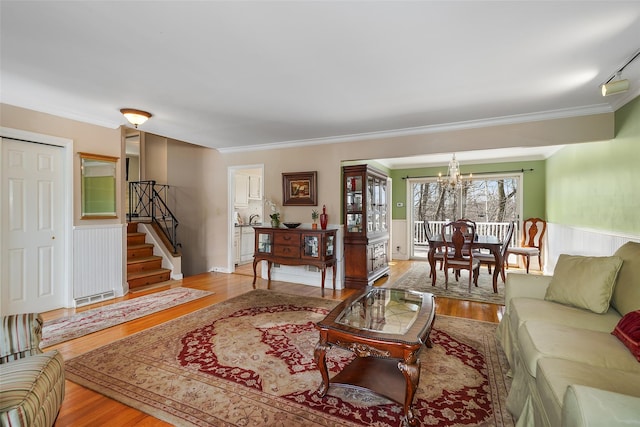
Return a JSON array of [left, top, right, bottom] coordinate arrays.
[[249, 214, 260, 224]]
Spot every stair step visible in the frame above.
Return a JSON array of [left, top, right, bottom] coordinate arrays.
[[127, 232, 146, 245], [127, 243, 154, 259], [127, 255, 163, 274], [127, 268, 172, 289]]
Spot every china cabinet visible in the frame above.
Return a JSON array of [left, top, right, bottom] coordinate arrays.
[[342, 164, 390, 288], [252, 227, 337, 293]]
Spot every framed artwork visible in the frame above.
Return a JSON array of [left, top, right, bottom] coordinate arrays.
[[282, 171, 317, 206]]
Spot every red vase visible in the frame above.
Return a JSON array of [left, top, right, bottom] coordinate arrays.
[[320, 205, 328, 230]]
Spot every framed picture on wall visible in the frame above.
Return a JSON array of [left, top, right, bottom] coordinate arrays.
[[282, 171, 317, 206]]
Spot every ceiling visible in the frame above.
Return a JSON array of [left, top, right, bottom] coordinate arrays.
[[2, 1, 640, 165]]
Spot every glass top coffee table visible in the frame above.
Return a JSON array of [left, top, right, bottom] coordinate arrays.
[[314, 287, 436, 426]]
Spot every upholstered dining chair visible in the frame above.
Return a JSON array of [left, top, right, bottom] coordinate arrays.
[[506, 217, 547, 273], [475, 220, 515, 282], [442, 220, 480, 291]]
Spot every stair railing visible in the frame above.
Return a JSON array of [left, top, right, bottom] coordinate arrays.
[[128, 180, 180, 254]]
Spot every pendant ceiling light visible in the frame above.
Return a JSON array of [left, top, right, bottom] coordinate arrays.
[[120, 108, 152, 128]]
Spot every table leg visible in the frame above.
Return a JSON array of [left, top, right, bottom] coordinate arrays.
[[332, 262, 336, 290], [321, 267, 326, 296], [314, 341, 330, 397], [428, 247, 436, 286], [398, 357, 421, 426], [252, 258, 259, 287], [490, 248, 500, 293], [267, 261, 272, 281]]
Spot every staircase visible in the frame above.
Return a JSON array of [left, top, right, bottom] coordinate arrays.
[[127, 223, 172, 289]]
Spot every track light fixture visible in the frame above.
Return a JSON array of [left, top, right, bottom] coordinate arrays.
[[601, 49, 640, 97], [120, 108, 152, 127]]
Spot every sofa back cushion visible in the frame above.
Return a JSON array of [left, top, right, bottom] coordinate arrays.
[[611, 241, 640, 317], [545, 254, 623, 314], [0, 313, 43, 363]]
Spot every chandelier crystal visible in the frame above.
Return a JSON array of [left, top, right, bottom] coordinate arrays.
[[438, 154, 470, 189]]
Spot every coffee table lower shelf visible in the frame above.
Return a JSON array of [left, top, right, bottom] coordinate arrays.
[[327, 356, 407, 405]]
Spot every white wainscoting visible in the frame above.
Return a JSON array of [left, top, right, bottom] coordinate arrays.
[[544, 223, 640, 274], [73, 224, 125, 306], [392, 219, 409, 260]]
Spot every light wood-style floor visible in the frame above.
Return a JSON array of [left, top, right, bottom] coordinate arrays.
[[45, 260, 505, 426]]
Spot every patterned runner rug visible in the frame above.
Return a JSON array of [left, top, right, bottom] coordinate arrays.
[[65, 289, 513, 426], [42, 287, 212, 348], [389, 261, 509, 305]]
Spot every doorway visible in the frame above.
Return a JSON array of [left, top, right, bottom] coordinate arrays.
[[1, 129, 73, 314], [228, 164, 264, 273]]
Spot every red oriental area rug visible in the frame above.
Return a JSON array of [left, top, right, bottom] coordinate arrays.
[[65, 289, 513, 426]]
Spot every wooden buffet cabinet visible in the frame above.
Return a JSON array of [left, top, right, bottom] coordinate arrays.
[[252, 227, 337, 292], [343, 164, 390, 288]]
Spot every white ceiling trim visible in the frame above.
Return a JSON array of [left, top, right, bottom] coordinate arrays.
[[217, 103, 613, 154]]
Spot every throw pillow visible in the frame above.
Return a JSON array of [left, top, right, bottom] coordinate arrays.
[[544, 254, 623, 314], [612, 310, 640, 362]]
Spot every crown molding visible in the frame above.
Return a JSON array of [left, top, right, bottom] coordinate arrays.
[[217, 104, 614, 154], [3, 100, 122, 129]]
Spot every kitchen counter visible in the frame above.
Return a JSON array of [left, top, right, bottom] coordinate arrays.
[[234, 225, 257, 264]]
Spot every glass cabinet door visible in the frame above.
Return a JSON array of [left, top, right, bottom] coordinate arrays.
[[380, 179, 387, 232], [257, 232, 273, 254], [345, 173, 364, 233], [326, 235, 335, 257], [303, 235, 320, 258]]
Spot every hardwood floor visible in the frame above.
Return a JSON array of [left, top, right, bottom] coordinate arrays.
[[45, 259, 505, 426]]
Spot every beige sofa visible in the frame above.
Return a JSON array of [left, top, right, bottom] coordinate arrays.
[[0, 313, 65, 427], [497, 241, 640, 427]]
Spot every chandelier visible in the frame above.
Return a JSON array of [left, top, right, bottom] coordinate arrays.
[[438, 154, 470, 189]]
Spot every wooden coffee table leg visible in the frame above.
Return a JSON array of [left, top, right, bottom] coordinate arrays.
[[314, 341, 330, 396], [398, 357, 421, 426]]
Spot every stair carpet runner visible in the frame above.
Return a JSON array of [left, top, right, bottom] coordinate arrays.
[[127, 223, 172, 289]]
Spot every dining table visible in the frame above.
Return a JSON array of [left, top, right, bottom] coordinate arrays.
[[427, 234, 502, 293]]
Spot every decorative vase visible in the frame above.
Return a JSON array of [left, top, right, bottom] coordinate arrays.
[[271, 218, 280, 228], [320, 205, 328, 230], [312, 223, 318, 230]]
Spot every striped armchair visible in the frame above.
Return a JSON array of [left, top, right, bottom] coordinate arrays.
[[0, 313, 65, 427]]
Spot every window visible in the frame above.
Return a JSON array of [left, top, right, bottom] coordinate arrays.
[[410, 174, 521, 258]]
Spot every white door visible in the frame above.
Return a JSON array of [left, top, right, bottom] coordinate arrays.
[[1, 138, 66, 314]]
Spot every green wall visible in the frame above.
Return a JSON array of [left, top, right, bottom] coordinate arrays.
[[389, 160, 546, 220], [546, 96, 640, 234]]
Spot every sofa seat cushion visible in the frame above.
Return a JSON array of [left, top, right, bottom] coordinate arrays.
[[509, 297, 621, 340], [536, 358, 640, 427], [518, 320, 640, 377], [0, 350, 65, 427], [562, 384, 640, 427]]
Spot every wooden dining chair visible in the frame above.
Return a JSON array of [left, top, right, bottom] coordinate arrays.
[[457, 218, 476, 256], [475, 220, 515, 282], [424, 220, 445, 277], [506, 217, 547, 273], [442, 220, 480, 291]]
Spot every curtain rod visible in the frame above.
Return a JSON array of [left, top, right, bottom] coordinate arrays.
[[401, 168, 534, 180]]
